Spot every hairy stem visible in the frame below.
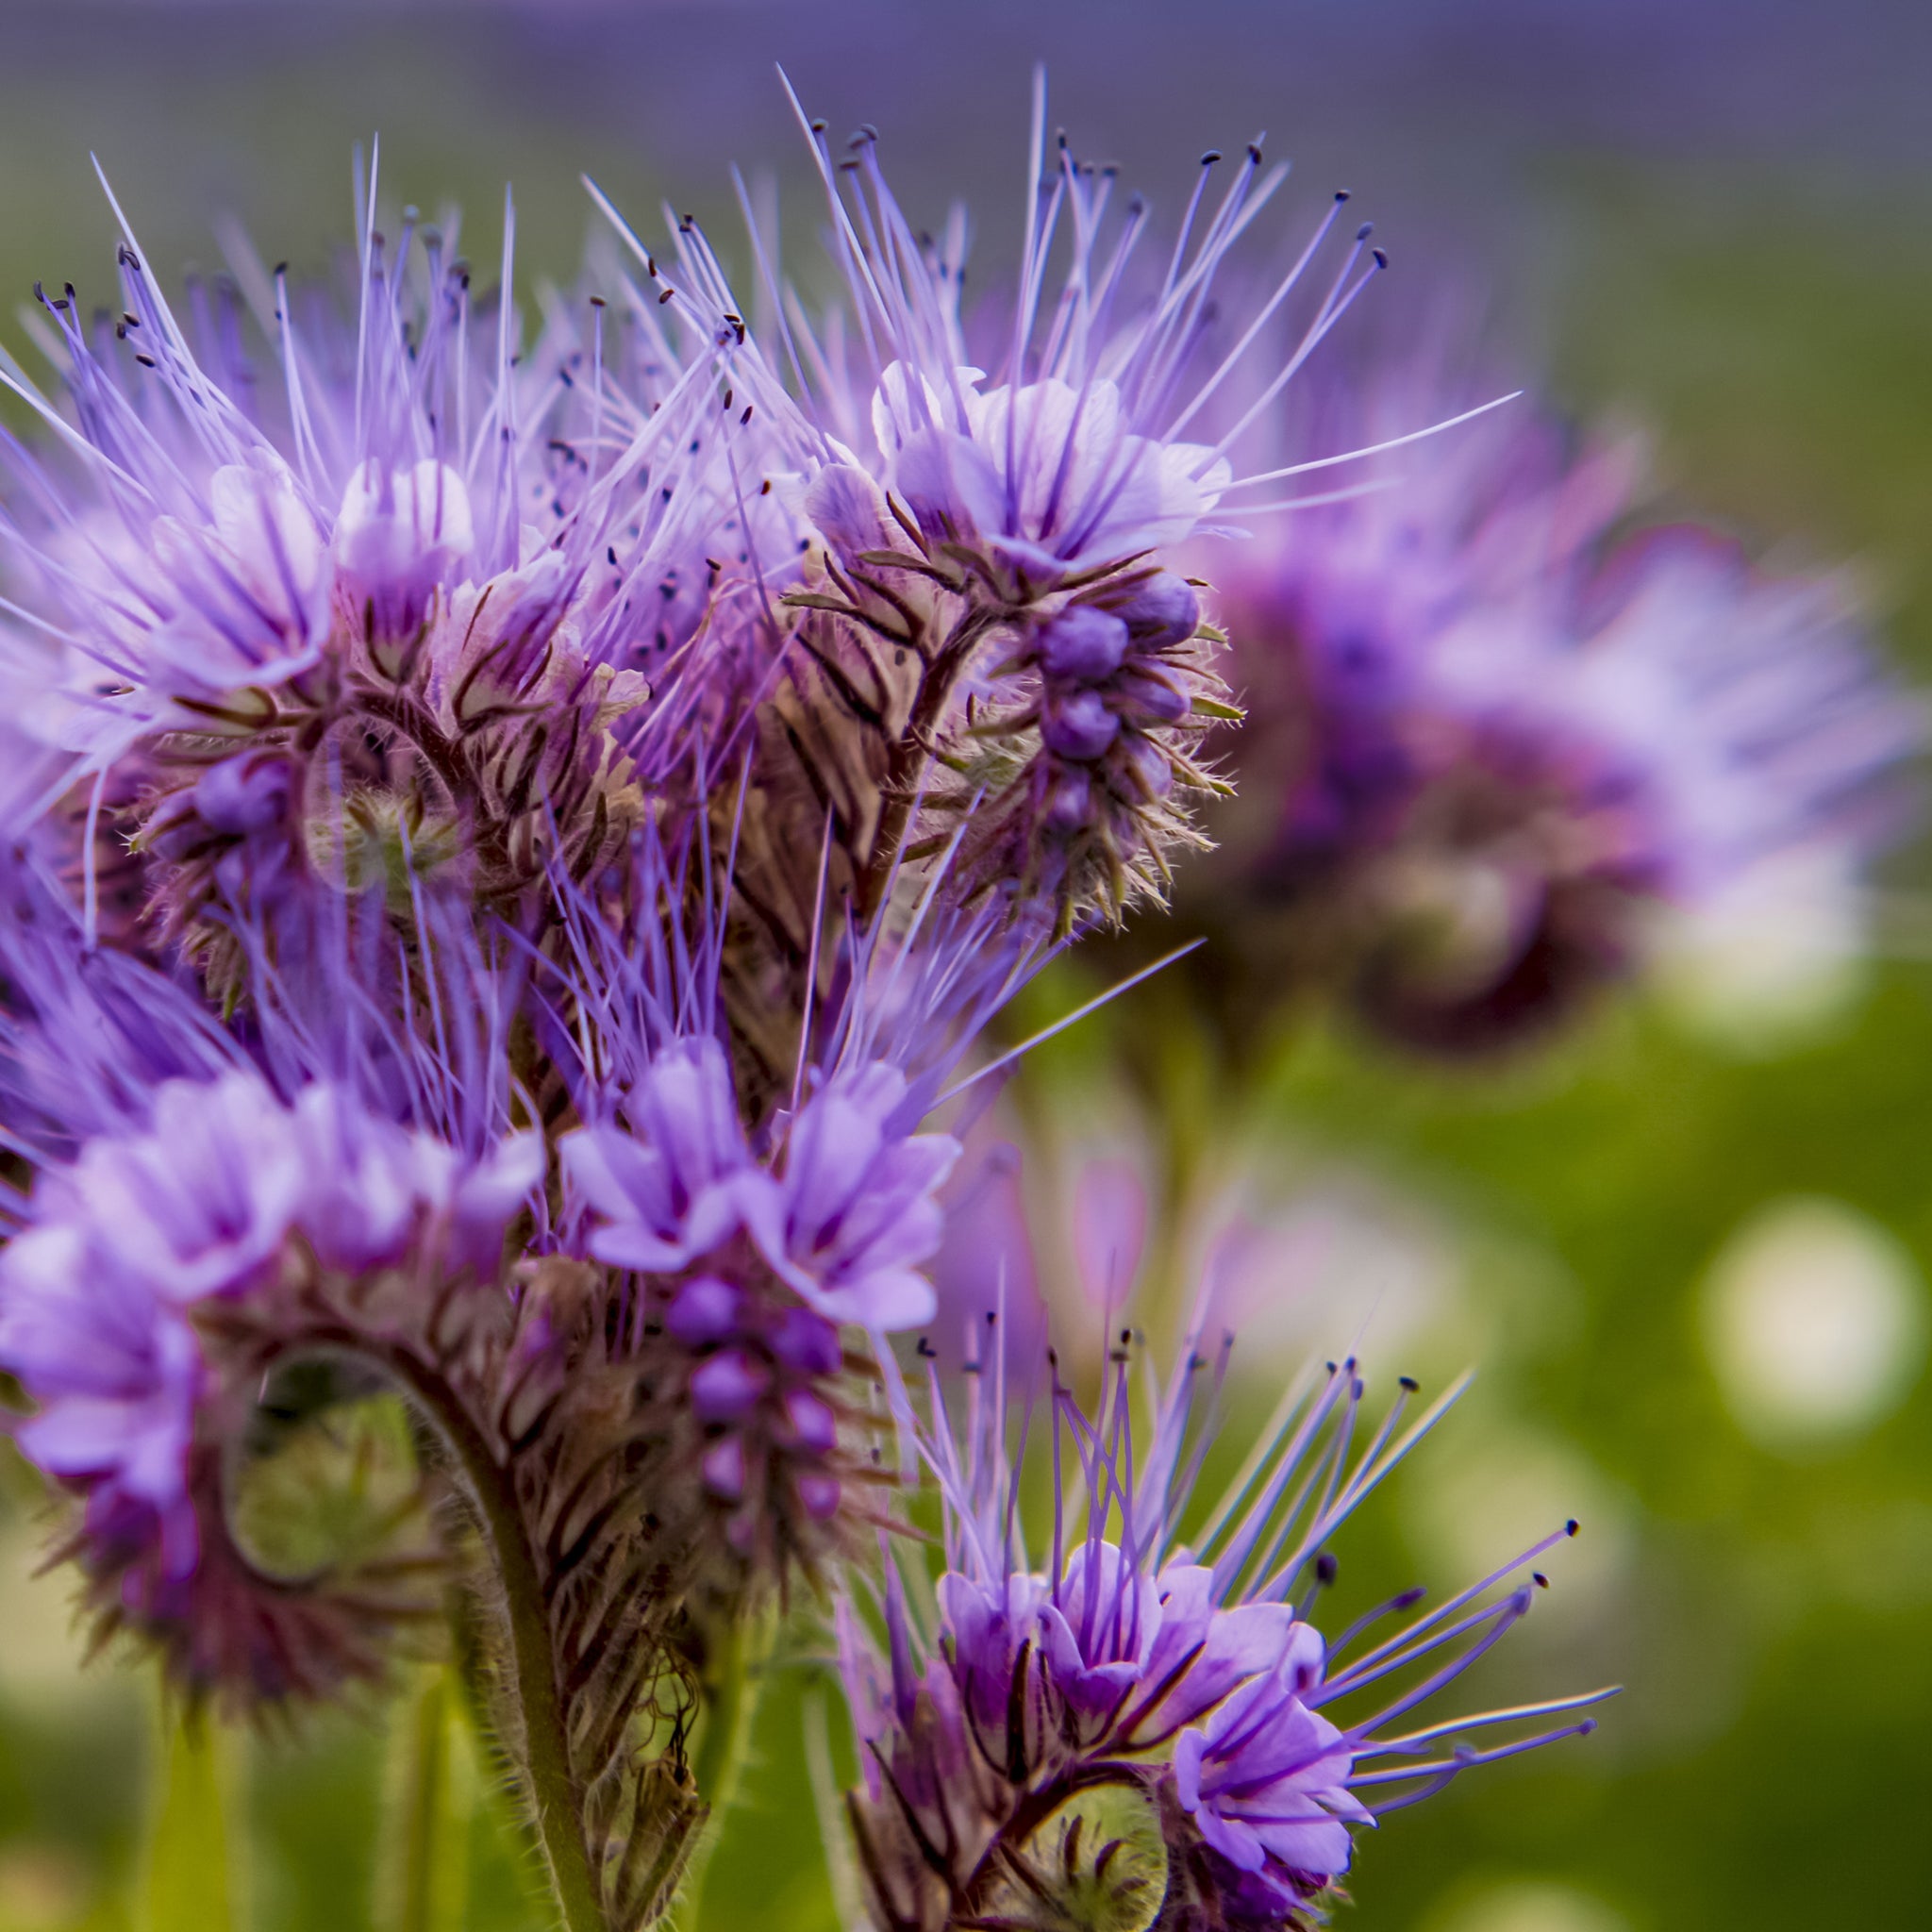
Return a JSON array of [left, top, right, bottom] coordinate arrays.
[[857, 607, 1001, 920], [375, 1347, 610, 1932]]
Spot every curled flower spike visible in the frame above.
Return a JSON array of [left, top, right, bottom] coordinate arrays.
[[620, 75, 1383, 943], [833, 1315, 1611, 1932], [0, 856, 541, 1701], [541, 821, 1030, 1607]]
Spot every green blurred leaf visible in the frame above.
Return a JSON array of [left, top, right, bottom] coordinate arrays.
[[375, 1670, 475, 1932]]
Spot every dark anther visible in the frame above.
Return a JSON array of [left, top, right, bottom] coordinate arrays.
[[1399, 1374, 1420, 1391], [1566, 1519, 1580, 1536], [589, 293, 606, 308], [1201, 149, 1223, 166], [1315, 1552, 1340, 1586], [1373, 247, 1390, 269], [658, 289, 675, 305], [916, 1337, 937, 1358], [741, 405, 754, 424], [1533, 1573, 1550, 1589]]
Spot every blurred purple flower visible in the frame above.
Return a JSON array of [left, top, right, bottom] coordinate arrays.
[[1196, 327, 1919, 1051]]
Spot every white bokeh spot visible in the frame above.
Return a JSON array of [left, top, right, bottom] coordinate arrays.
[[1428, 1880, 1632, 1932], [1701, 1194, 1926, 1447]]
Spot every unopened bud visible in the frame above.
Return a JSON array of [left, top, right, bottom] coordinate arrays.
[[1042, 689, 1120, 762]]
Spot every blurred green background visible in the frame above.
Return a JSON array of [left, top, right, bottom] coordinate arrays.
[[0, 4, 1926, 1930]]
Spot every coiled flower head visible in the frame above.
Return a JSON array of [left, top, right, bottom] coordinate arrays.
[[834, 1316, 1609, 1932]]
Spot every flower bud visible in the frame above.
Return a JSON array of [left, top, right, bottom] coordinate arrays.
[[690, 1348, 773, 1423], [1041, 689, 1121, 762], [1115, 570, 1200, 647], [1043, 767, 1094, 832], [1039, 606, 1130, 684], [192, 752, 293, 836], [701, 1435, 747, 1500], [1114, 670, 1191, 725], [667, 1274, 742, 1347]]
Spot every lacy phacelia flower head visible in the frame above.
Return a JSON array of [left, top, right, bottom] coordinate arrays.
[[0, 851, 537, 1655], [0, 176, 808, 1004], [835, 1324, 1609, 1932], [551, 820, 988, 1595], [669, 82, 1386, 937], [1191, 341, 1919, 1054]]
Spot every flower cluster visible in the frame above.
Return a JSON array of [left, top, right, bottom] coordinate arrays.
[[837, 1321, 1607, 1932], [5, 54, 1895, 1931], [1178, 325, 1917, 1054], [0, 88, 1497, 1932]]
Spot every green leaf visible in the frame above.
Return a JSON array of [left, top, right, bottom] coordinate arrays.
[[141, 1708, 238, 1932], [375, 1668, 477, 1932]]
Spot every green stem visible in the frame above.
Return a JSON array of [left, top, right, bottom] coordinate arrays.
[[373, 1348, 608, 1932], [675, 1602, 779, 1928]]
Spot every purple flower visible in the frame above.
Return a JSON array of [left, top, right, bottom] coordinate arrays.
[[561, 1039, 757, 1274], [333, 458, 475, 645], [1173, 1657, 1369, 1890], [760, 1063, 958, 1331], [837, 1318, 1611, 1929], [1037, 1539, 1163, 1716], [874, 364, 1233, 584], [0, 1220, 204, 1575], [48, 1072, 306, 1307], [145, 458, 334, 699]]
